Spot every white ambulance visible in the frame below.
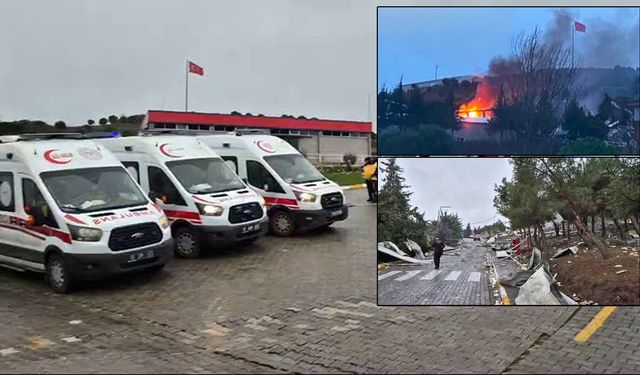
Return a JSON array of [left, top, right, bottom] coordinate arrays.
[[0, 134, 173, 293], [97, 135, 268, 258], [196, 133, 349, 236]]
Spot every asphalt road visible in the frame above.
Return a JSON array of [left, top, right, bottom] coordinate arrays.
[[1, 190, 639, 373]]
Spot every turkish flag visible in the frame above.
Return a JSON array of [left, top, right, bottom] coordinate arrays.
[[575, 21, 586, 33], [188, 61, 204, 76]]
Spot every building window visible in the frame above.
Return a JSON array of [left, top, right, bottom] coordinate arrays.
[[199, 125, 209, 131], [165, 123, 176, 129], [188, 125, 199, 130], [177, 124, 187, 130], [154, 123, 165, 129]]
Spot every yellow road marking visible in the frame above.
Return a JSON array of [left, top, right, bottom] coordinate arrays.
[[501, 290, 511, 305], [575, 306, 617, 343]]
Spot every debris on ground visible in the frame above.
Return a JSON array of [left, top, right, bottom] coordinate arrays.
[[550, 244, 582, 259], [377, 242, 433, 265]]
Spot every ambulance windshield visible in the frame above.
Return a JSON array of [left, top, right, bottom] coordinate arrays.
[[41, 167, 148, 213], [264, 154, 324, 184], [167, 157, 245, 194]]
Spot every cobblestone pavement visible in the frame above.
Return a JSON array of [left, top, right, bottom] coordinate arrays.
[[1, 190, 640, 373], [378, 240, 493, 305]]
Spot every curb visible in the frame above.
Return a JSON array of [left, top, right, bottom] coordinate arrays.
[[488, 255, 511, 305], [341, 183, 366, 190]]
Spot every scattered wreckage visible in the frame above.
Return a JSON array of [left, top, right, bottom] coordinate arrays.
[[498, 247, 577, 305], [377, 241, 433, 264]]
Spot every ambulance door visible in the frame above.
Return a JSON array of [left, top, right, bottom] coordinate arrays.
[[244, 159, 292, 207], [0, 171, 20, 260]]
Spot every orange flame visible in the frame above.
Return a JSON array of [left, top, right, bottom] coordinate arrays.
[[458, 78, 497, 119]]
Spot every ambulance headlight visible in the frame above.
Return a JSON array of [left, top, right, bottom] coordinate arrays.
[[158, 214, 169, 229], [294, 191, 316, 202], [258, 195, 266, 208], [68, 224, 103, 242], [196, 203, 224, 216]]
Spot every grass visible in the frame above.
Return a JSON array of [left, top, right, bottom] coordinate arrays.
[[318, 166, 365, 186]]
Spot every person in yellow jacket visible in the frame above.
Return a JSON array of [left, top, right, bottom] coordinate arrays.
[[362, 157, 378, 203]]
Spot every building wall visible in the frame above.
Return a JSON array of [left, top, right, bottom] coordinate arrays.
[[298, 135, 370, 164]]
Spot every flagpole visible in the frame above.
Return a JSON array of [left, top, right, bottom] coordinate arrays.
[[571, 22, 574, 68], [185, 59, 189, 112]]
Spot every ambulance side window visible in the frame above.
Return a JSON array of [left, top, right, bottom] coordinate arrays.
[[122, 162, 140, 183], [221, 156, 238, 174], [0, 172, 15, 212], [246, 160, 284, 193], [148, 166, 186, 206], [22, 179, 58, 228]]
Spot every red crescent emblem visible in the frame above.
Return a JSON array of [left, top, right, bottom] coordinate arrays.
[[159, 143, 180, 158], [44, 149, 73, 164], [256, 141, 276, 153]]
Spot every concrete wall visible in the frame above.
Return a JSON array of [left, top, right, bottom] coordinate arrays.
[[297, 134, 370, 164]]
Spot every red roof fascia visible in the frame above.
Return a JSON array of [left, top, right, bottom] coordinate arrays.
[[147, 110, 372, 133]]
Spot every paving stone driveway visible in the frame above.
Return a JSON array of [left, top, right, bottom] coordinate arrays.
[[1, 190, 639, 373]]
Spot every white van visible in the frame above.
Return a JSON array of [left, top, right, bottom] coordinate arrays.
[[97, 135, 268, 258], [196, 133, 349, 236], [0, 134, 173, 293]]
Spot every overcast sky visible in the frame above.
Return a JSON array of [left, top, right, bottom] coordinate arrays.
[[380, 157, 514, 226], [0, 0, 375, 125], [378, 7, 640, 89]]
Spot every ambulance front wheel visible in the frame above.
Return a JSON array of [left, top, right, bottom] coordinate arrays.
[[174, 227, 201, 258], [45, 252, 75, 294], [270, 210, 295, 237]]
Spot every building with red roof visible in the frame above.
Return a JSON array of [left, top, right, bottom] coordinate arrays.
[[143, 110, 373, 164]]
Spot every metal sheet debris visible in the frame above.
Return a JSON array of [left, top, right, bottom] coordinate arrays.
[[496, 250, 508, 258], [551, 245, 579, 259], [377, 242, 433, 264]]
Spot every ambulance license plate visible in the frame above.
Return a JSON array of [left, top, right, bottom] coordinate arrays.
[[127, 249, 155, 263], [241, 223, 261, 234], [329, 209, 343, 217]]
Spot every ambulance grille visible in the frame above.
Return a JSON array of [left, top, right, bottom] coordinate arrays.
[[228, 202, 263, 224], [108, 222, 163, 251], [320, 192, 343, 209]]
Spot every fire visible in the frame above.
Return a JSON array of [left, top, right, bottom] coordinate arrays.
[[458, 78, 497, 119]]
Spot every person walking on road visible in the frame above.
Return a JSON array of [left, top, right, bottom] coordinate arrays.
[[362, 157, 378, 203], [432, 237, 445, 270]]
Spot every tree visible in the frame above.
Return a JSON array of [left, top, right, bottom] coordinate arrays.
[[436, 212, 463, 241], [87, 119, 95, 125], [378, 124, 454, 155], [386, 78, 409, 131], [54, 121, 66, 130], [108, 115, 119, 124], [99, 117, 108, 125], [378, 158, 414, 246], [378, 158, 431, 251], [560, 137, 618, 154], [463, 222, 472, 238], [492, 27, 577, 152], [494, 159, 554, 250], [532, 159, 611, 259]]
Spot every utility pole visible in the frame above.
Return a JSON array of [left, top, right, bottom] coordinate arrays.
[[435, 64, 438, 80]]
